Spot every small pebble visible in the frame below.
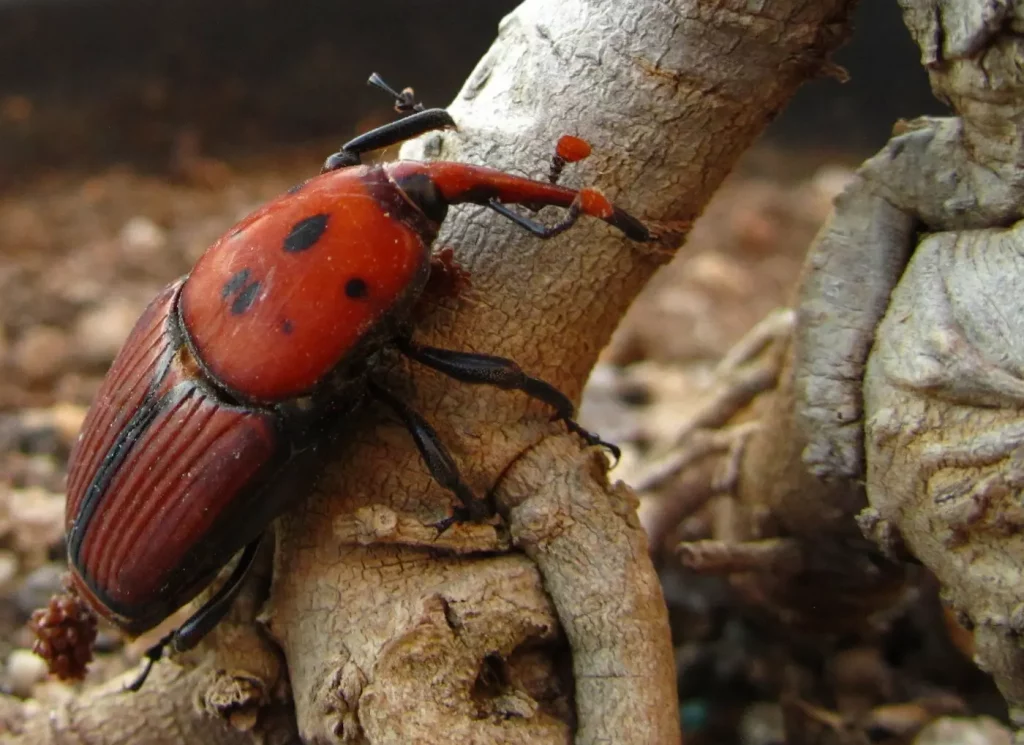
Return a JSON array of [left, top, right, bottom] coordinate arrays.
[[915, 716, 1011, 745], [48, 403, 88, 447], [6, 648, 48, 698], [74, 298, 142, 366], [0, 550, 18, 588], [14, 564, 66, 617], [119, 216, 167, 263], [11, 326, 70, 383], [739, 702, 784, 745], [8, 488, 65, 560]]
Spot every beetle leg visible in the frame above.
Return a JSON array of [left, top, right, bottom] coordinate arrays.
[[124, 537, 263, 692], [367, 381, 490, 526], [125, 630, 172, 692], [488, 198, 582, 239], [385, 161, 651, 241], [322, 109, 456, 172], [396, 338, 621, 464]]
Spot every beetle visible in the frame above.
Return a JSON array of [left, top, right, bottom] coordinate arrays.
[[33, 74, 652, 688]]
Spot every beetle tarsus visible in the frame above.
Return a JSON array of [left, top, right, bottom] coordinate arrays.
[[431, 505, 474, 535], [321, 150, 362, 173], [368, 381, 490, 523], [124, 632, 171, 692], [606, 206, 652, 243], [488, 198, 582, 239], [396, 339, 620, 464], [122, 538, 263, 691], [560, 417, 622, 465]]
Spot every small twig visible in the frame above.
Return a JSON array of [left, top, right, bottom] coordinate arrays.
[[676, 537, 803, 575], [716, 308, 794, 374], [711, 421, 759, 493], [632, 421, 762, 493], [628, 309, 791, 493]]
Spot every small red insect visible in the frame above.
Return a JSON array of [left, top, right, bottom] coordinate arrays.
[[35, 74, 651, 688], [549, 134, 592, 183]]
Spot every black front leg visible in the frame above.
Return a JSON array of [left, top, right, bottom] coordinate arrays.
[[396, 338, 620, 463], [368, 381, 489, 527]]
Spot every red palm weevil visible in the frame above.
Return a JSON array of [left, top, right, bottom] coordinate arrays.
[[32, 74, 651, 688]]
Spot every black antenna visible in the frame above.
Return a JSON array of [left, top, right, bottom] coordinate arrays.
[[367, 72, 425, 113]]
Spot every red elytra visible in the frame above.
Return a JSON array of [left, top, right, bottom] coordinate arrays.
[[41, 78, 652, 690], [65, 280, 284, 634]]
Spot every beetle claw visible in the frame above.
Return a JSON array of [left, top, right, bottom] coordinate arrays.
[[124, 632, 172, 692], [560, 417, 622, 467], [431, 495, 499, 535], [431, 509, 466, 536]]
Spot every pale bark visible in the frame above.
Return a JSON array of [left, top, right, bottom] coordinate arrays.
[[5, 0, 858, 742], [860, 1, 1024, 726], [2, 655, 295, 745], [668, 0, 1024, 729]]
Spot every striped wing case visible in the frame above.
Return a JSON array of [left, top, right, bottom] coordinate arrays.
[[65, 279, 286, 633]]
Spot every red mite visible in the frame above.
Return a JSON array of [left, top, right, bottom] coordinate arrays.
[[549, 135, 592, 184], [33, 74, 651, 688]]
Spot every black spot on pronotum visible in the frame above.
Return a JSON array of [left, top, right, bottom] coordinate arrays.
[[230, 281, 261, 315], [221, 268, 251, 299], [281, 319, 294, 334], [283, 213, 329, 253], [344, 277, 368, 300]]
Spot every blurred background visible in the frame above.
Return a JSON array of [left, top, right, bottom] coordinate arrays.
[[3, 2, 997, 744], [0, 0, 938, 180]]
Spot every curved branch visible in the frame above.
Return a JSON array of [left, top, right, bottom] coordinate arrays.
[[1, 661, 296, 745], [501, 440, 677, 743]]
